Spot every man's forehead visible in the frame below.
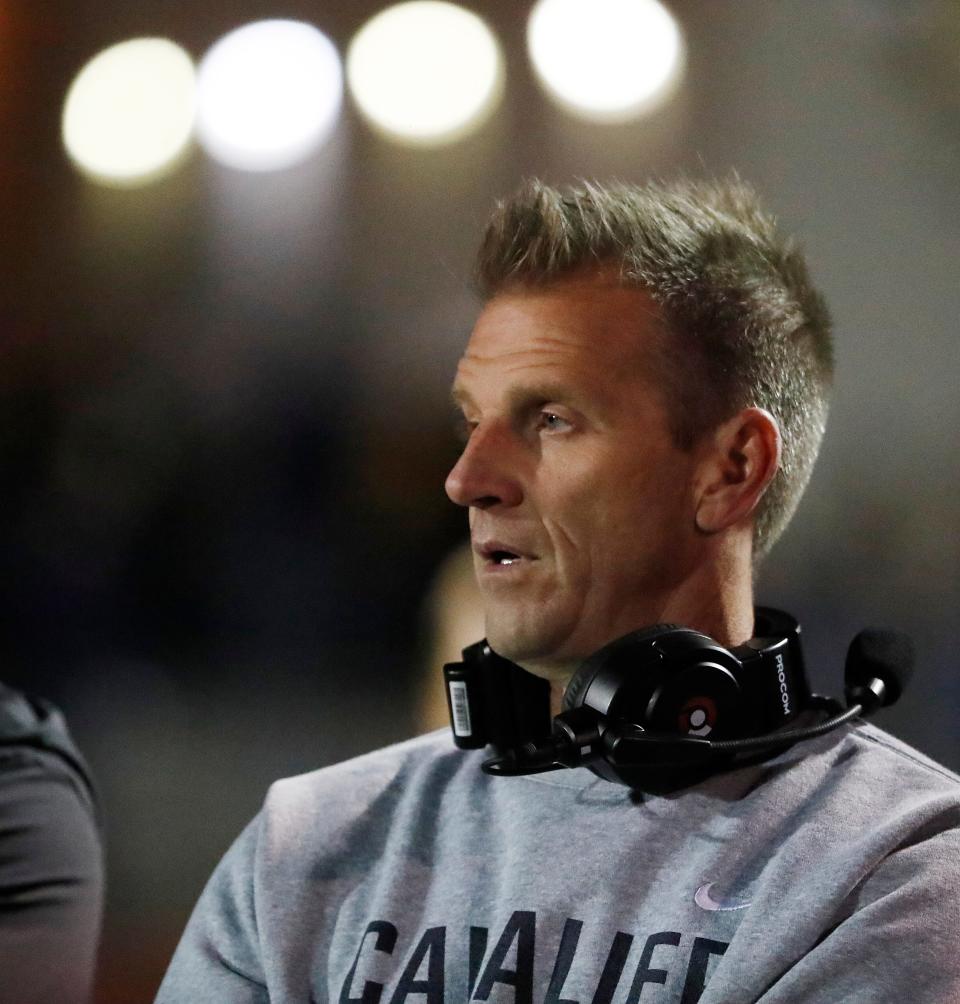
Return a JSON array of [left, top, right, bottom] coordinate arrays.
[[458, 327, 603, 367], [452, 279, 663, 390]]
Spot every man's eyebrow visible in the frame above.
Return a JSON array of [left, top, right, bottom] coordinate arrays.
[[450, 385, 474, 410], [507, 383, 576, 406], [450, 382, 583, 413]]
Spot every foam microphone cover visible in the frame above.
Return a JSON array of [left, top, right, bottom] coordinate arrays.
[[844, 629, 915, 707]]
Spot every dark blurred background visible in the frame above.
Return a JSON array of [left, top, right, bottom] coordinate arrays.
[[1, 0, 958, 999]]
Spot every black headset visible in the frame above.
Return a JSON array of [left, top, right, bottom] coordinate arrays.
[[443, 608, 914, 794]]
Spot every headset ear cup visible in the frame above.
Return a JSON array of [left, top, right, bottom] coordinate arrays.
[[645, 664, 743, 738], [562, 624, 682, 712], [561, 663, 594, 713]]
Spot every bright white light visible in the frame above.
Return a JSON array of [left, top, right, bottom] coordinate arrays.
[[347, 1, 503, 146], [62, 38, 196, 186], [196, 20, 343, 172], [527, 0, 685, 122]]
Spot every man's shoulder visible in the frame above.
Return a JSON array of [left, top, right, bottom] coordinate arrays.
[[259, 729, 473, 831], [760, 719, 960, 846], [836, 721, 960, 799], [275, 727, 462, 786], [846, 720, 960, 787]]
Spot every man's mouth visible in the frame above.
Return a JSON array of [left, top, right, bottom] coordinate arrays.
[[477, 541, 535, 568], [490, 550, 521, 566]]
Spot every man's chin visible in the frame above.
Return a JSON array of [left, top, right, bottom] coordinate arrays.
[[484, 623, 579, 683]]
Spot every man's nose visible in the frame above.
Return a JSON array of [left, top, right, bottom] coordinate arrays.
[[445, 422, 523, 510]]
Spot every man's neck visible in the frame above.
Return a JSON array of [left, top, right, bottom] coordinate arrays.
[[547, 550, 756, 716]]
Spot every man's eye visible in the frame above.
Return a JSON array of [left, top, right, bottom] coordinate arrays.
[[536, 411, 572, 433]]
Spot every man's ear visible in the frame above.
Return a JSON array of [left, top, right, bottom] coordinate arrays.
[[694, 408, 781, 535]]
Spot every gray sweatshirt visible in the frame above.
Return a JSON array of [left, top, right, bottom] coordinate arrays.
[[157, 722, 960, 1002]]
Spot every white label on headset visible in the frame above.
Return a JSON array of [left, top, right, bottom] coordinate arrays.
[[448, 681, 473, 737], [776, 653, 791, 716]]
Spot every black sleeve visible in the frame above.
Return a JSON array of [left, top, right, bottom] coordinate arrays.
[[0, 746, 104, 1004]]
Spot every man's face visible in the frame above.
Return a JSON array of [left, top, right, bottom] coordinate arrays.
[[446, 273, 703, 679]]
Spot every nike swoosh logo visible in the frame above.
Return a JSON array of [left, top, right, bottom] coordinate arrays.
[[694, 882, 752, 912]]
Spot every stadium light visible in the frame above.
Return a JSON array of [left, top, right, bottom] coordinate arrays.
[[62, 38, 196, 186], [347, 1, 504, 146], [196, 20, 343, 172], [527, 0, 685, 122]]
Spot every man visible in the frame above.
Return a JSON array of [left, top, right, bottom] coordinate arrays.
[[0, 681, 103, 1003], [157, 178, 960, 1002]]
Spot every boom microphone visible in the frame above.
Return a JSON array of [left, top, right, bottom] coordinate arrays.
[[844, 628, 914, 711]]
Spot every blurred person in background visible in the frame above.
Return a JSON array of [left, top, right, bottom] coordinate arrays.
[[156, 178, 960, 1002], [0, 681, 103, 1002], [415, 541, 483, 735]]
